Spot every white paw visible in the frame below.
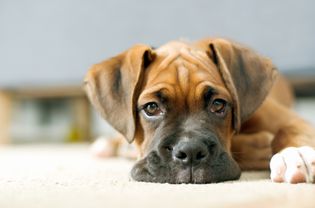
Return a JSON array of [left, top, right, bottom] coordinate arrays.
[[89, 137, 117, 158], [270, 146, 315, 183]]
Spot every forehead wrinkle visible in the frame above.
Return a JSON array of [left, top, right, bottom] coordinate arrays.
[[140, 83, 174, 98], [157, 52, 180, 71], [175, 61, 190, 97], [179, 49, 226, 91], [195, 81, 232, 102], [144, 63, 175, 87], [139, 83, 176, 105], [180, 48, 217, 74]]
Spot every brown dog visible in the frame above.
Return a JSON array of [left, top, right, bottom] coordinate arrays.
[[84, 38, 315, 184]]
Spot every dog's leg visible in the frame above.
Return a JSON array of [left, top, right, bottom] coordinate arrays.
[[255, 98, 315, 183], [232, 131, 274, 170], [270, 119, 315, 183], [240, 96, 315, 183]]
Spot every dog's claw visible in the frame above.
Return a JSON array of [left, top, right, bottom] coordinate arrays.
[[270, 146, 315, 183]]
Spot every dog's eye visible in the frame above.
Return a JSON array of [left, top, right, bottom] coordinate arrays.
[[143, 102, 163, 117], [210, 99, 227, 116]]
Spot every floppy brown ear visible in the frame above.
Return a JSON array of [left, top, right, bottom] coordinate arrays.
[[196, 38, 277, 130], [84, 45, 155, 143]]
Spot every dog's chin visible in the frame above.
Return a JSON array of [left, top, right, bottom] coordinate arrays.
[[130, 151, 241, 184]]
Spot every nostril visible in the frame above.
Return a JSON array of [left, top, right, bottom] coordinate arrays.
[[165, 146, 173, 152], [175, 151, 187, 160], [196, 151, 207, 160], [172, 141, 211, 165], [209, 143, 217, 150]]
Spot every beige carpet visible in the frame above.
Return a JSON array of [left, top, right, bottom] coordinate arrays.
[[0, 144, 314, 208]]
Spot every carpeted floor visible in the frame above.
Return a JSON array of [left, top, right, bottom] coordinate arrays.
[[0, 144, 314, 208]]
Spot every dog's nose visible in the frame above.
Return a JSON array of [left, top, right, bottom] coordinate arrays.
[[173, 141, 209, 166]]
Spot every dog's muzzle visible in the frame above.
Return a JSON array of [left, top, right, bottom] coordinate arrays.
[[131, 137, 241, 184]]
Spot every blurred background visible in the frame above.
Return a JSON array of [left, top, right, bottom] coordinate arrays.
[[0, 0, 314, 144]]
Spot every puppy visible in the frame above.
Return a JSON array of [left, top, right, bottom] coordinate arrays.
[[85, 38, 315, 184]]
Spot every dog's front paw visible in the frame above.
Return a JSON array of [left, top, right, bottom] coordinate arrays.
[[270, 146, 315, 183], [90, 137, 119, 158]]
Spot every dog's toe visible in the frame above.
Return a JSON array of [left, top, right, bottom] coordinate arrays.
[[270, 146, 315, 183], [270, 153, 286, 182], [298, 146, 315, 182]]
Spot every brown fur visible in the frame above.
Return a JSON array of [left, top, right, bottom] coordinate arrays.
[[85, 38, 315, 182]]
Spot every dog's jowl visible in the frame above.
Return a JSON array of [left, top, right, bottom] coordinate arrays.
[[85, 38, 315, 184]]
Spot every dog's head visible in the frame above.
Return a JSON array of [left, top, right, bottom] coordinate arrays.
[[84, 38, 277, 183]]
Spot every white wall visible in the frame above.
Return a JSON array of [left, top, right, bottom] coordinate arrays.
[[1, 0, 315, 87]]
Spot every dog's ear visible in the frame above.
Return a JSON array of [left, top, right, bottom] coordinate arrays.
[[84, 45, 155, 143], [196, 38, 277, 130]]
